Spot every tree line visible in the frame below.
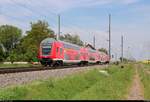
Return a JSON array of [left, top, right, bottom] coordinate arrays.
[[0, 20, 108, 63]]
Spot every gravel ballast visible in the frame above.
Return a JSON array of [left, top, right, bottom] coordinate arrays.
[[0, 65, 107, 88]]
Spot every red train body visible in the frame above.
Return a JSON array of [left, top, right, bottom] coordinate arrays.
[[38, 38, 110, 66]]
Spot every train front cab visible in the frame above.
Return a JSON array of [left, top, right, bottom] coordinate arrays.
[[38, 38, 53, 66], [38, 38, 64, 66]]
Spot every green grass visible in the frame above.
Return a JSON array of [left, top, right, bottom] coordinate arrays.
[[72, 64, 134, 100], [138, 64, 150, 99], [0, 64, 134, 100], [0, 64, 38, 68]]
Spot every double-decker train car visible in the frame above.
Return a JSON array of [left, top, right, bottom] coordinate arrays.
[[38, 38, 82, 66], [87, 48, 99, 64], [99, 52, 110, 64], [79, 47, 89, 65], [38, 38, 110, 66]]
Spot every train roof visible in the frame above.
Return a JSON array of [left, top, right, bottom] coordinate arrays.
[[41, 38, 81, 48], [41, 38, 56, 44], [58, 40, 81, 48]]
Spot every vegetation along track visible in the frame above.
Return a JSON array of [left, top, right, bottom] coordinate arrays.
[[0, 64, 107, 88], [0, 64, 107, 74]]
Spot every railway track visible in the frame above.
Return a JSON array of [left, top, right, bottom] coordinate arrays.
[[0, 64, 105, 74]]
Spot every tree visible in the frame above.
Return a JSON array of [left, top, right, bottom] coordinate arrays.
[[119, 57, 136, 63], [24, 20, 55, 47], [98, 48, 108, 54], [0, 47, 4, 62], [0, 25, 22, 52], [6, 51, 17, 63], [60, 34, 84, 46], [20, 20, 55, 62], [22, 20, 55, 48]]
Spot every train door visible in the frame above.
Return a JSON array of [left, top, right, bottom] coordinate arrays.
[[59, 47, 64, 59], [56, 46, 64, 60]]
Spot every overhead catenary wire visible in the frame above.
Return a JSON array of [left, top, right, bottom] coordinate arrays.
[[10, 0, 57, 26], [60, 19, 109, 49], [2, 0, 108, 50], [0, 0, 60, 35], [4, 0, 82, 38]]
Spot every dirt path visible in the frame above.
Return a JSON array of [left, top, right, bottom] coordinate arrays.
[[127, 64, 144, 100]]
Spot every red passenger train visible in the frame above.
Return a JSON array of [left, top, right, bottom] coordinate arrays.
[[38, 38, 110, 66]]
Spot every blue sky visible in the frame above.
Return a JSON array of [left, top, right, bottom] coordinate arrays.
[[0, 0, 150, 61]]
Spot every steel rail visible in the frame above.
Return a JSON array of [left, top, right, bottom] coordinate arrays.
[[0, 64, 106, 74]]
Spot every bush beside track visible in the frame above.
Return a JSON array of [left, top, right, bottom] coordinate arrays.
[[0, 63, 38, 69], [0, 64, 134, 100], [138, 64, 150, 99]]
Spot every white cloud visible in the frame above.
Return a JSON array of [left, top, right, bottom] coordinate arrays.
[[34, 0, 140, 13], [120, 0, 139, 4], [0, 0, 12, 4], [0, 0, 141, 27]]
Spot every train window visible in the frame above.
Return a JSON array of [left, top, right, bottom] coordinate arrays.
[[42, 43, 52, 46], [42, 47, 51, 56], [74, 46, 80, 50], [57, 48, 59, 53], [70, 45, 72, 49], [88, 49, 96, 53], [63, 42, 80, 50], [64, 43, 69, 49], [68, 44, 72, 49], [60, 48, 63, 55], [71, 45, 74, 49], [64, 44, 66, 48], [65, 44, 67, 48]]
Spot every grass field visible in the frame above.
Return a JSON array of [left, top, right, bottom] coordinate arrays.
[[138, 64, 150, 99], [0, 64, 38, 68], [0, 64, 134, 100]]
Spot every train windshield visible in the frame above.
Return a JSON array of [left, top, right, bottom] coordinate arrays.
[[42, 43, 52, 56]]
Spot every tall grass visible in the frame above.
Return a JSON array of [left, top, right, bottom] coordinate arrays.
[[72, 64, 134, 100], [0, 64, 35, 68], [0, 64, 134, 100], [138, 64, 150, 99]]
